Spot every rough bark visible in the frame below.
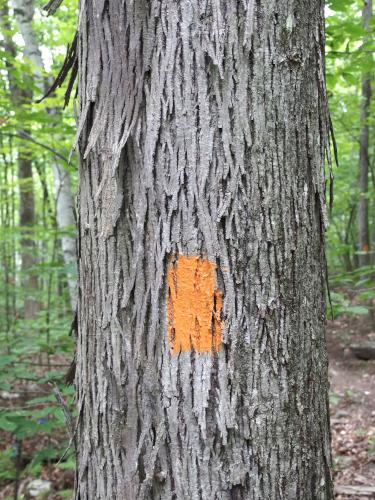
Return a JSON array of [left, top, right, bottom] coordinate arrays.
[[76, 1, 333, 499], [358, 0, 372, 267]]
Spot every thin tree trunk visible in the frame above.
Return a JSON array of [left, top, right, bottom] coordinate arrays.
[[372, 162, 375, 258], [358, 0, 372, 267], [76, 1, 333, 499], [1, 3, 38, 319], [0, 141, 12, 353], [51, 160, 77, 310], [344, 204, 356, 271], [12, 0, 78, 310], [18, 152, 39, 319]]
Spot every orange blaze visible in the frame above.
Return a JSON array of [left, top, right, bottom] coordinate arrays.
[[167, 255, 223, 354], [363, 244, 369, 253]]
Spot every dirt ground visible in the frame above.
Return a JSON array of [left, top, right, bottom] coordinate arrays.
[[328, 314, 375, 499]]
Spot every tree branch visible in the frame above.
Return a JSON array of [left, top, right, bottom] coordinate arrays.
[[1, 131, 71, 165]]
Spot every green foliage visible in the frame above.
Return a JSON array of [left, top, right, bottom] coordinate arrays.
[[330, 290, 369, 317], [329, 392, 341, 406], [57, 456, 75, 471], [0, 389, 73, 439], [58, 489, 75, 498], [326, 0, 375, 272], [0, 448, 17, 481], [329, 266, 374, 318], [0, 1, 77, 494], [368, 436, 375, 456], [325, 1, 375, 320]]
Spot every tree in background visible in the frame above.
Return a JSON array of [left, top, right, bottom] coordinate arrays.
[[326, 0, 374, 273], [75, 1, 333, 498], [12, 0, 77, 310], [0, 4, 78, 493], [1, 0, 39, 319], [358, 0, 372, 267]]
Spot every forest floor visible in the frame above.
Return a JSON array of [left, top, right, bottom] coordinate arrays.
[[328, 312, 375, 499], [0, 314, 375, 499]]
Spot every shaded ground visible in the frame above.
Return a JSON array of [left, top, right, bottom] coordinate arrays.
[[1, 314, 375, 499], [328, 313, 375, 499]]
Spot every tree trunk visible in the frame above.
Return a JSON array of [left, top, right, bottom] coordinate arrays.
[[358, 0, 372, 267], [1, 2, 38, 319], [18, 151, 39, 319], [12, 0, 78, 310], [76, 1, 333, 499], [51, 160, 77, 310]]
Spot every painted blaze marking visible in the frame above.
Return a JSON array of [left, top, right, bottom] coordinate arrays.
[[167, 255, 223, 354]]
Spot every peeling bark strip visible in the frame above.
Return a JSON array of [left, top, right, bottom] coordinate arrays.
[[167, 255, 223, 354], [76, 1, 333, 499]]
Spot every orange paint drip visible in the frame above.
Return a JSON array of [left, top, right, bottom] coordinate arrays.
[[167, 255, 223, 355]]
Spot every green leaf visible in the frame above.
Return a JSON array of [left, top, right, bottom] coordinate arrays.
[[342, 72, 358, 85], [343, 305, 369, 316], [0, 415, 17, 433], [57, 456, 76, 470], [58, 490, 74, 498], [328, 0, 351, 13]]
